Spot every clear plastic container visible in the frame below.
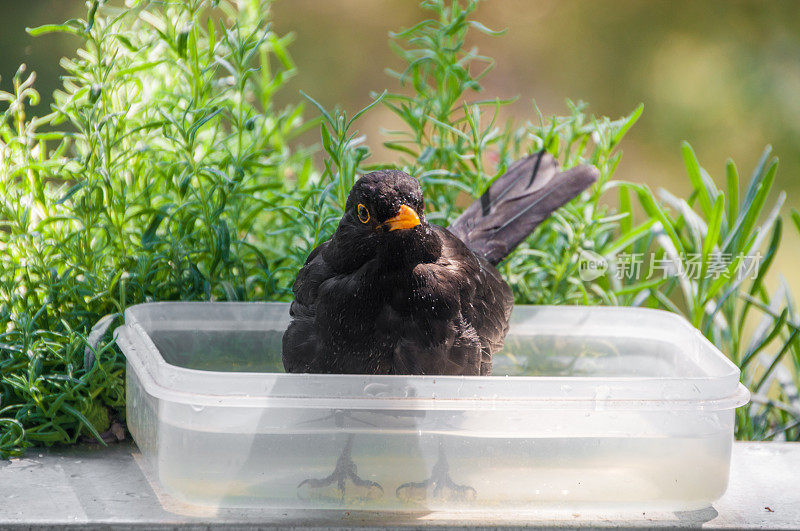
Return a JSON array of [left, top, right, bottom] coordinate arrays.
[[115, 302, 749, 512]]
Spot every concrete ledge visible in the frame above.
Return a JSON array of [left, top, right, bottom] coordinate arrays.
[[1, 442, 797, 529]]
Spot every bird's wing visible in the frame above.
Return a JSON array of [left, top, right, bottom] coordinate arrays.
[[471, 255, 513, 375], [282, 242, 335, 373], [291, 242, 332, 307], [448, 151, 598, 265], [422, 226, 513, 376], [389, 309, 484, 376]]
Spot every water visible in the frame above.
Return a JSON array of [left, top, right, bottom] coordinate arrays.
[[136, 322, 730, 511], [149, 328, 693, 378], [151, 423, 731, 511], [149, 329, 284, 372]]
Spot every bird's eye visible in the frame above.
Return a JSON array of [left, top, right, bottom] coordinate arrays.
[[357, 203, 370, 223]]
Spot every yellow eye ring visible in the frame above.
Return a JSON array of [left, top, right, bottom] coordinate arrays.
[[357, 204, 370, 223]]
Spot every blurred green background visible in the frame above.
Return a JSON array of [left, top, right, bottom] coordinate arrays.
[[2, 0, 798, 294]]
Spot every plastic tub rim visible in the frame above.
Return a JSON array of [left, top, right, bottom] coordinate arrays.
[[114, 304, 750, 411]]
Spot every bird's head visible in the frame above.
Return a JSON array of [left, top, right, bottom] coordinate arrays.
[[345, 170, 425, 233], [327, 170, 442, 271]]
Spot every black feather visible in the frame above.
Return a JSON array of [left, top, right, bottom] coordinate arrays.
[[448, 151, 599, 265]]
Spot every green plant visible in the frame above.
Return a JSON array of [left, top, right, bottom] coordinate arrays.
[[2, 0, 799, 459], [0, 0, 313, 458], [381, 0, 509, 223], [617, 146, 794, 440]]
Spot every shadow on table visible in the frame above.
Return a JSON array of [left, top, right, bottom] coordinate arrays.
[[673, 506, 720, 526]]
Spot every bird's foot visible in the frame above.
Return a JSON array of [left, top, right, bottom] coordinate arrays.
[[396, 445, 476, 503], [297, 437, 383, 503]]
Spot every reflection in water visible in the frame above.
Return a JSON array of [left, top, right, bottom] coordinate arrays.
[[150, 328, 696, 378]]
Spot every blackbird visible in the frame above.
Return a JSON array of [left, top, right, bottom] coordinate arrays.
[[282, 151, 598, 376], [284, 151, 598, 504]]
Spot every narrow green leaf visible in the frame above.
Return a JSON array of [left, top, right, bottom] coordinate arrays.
[[755, 327, 800, 393], [742, 145, 773, 207], [141, 212, 166, 246], [723, 159, 778, 254], [320, 123, 333, 155], [740, 309, 788, 370], [26, 23, 83, 37], [791, 209, 800, 235], [611, 103, 643, 147], [347, 90, 387, 130], [618, 185, 633, 235], [56, 182, 85, 205], [467, 20, 507, 36], [635, 185, 685, 257], [702, 194, 725, 260], [681, 142, 713, 217], [604, 218, 656, 256], [300, 90, 334, 128], [61, 403, 107, 446], [85, 0, 99, 32], [725, 159, 739, 228], [740, 218, 783, 327]]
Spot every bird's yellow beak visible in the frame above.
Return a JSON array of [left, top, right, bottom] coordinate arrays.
[[382, 204, 421, 231]]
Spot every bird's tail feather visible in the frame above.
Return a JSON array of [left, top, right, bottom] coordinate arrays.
[[447, 151, 598, 265]]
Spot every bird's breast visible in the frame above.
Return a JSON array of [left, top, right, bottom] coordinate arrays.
[[313, 263, 463, 369], [384, 265, 462, 320]]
